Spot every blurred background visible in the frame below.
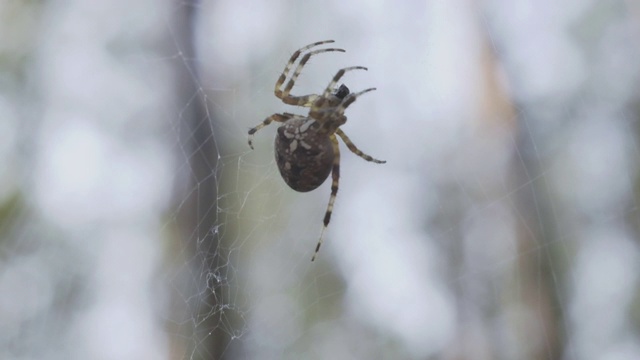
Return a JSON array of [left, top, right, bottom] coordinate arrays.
[[1, 0, 639, 359]]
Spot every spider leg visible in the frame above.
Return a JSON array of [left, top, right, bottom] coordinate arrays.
[[248, 113, 293, 149], [311, 134, 341, 262], [336, 129, 386, 164], [274, 40, 344, 106], [336, 87, 377, 114], [278, 48, 345, 106], [275, 40, 334, 95]]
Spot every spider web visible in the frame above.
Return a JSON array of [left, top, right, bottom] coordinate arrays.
[[1, 0, 640, 359]]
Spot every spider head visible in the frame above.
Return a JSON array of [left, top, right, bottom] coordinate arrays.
[[334, 84, 350, 100]]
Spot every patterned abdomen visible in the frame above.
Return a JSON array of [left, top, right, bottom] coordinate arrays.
[[275, 118, 334, 192]]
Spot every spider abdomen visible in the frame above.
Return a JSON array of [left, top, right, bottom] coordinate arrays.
[[275, 118, 334, 192]]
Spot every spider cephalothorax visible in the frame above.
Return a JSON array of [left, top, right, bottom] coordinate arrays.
[[248, 40, 385, 261]]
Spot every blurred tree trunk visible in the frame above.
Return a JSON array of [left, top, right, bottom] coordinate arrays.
[[171, 3, 231, 359], [487, 25, 566, 360], [512, 110, 565, 360], [443, 30, 566, 359]]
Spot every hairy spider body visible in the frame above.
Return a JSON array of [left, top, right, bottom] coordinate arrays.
[[248, 40, 385, 261]]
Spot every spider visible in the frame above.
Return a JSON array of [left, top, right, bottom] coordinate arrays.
[[248, 40, 386, 261]]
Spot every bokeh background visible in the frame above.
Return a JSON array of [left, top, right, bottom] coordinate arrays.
[[1, 0, 640, 359]]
